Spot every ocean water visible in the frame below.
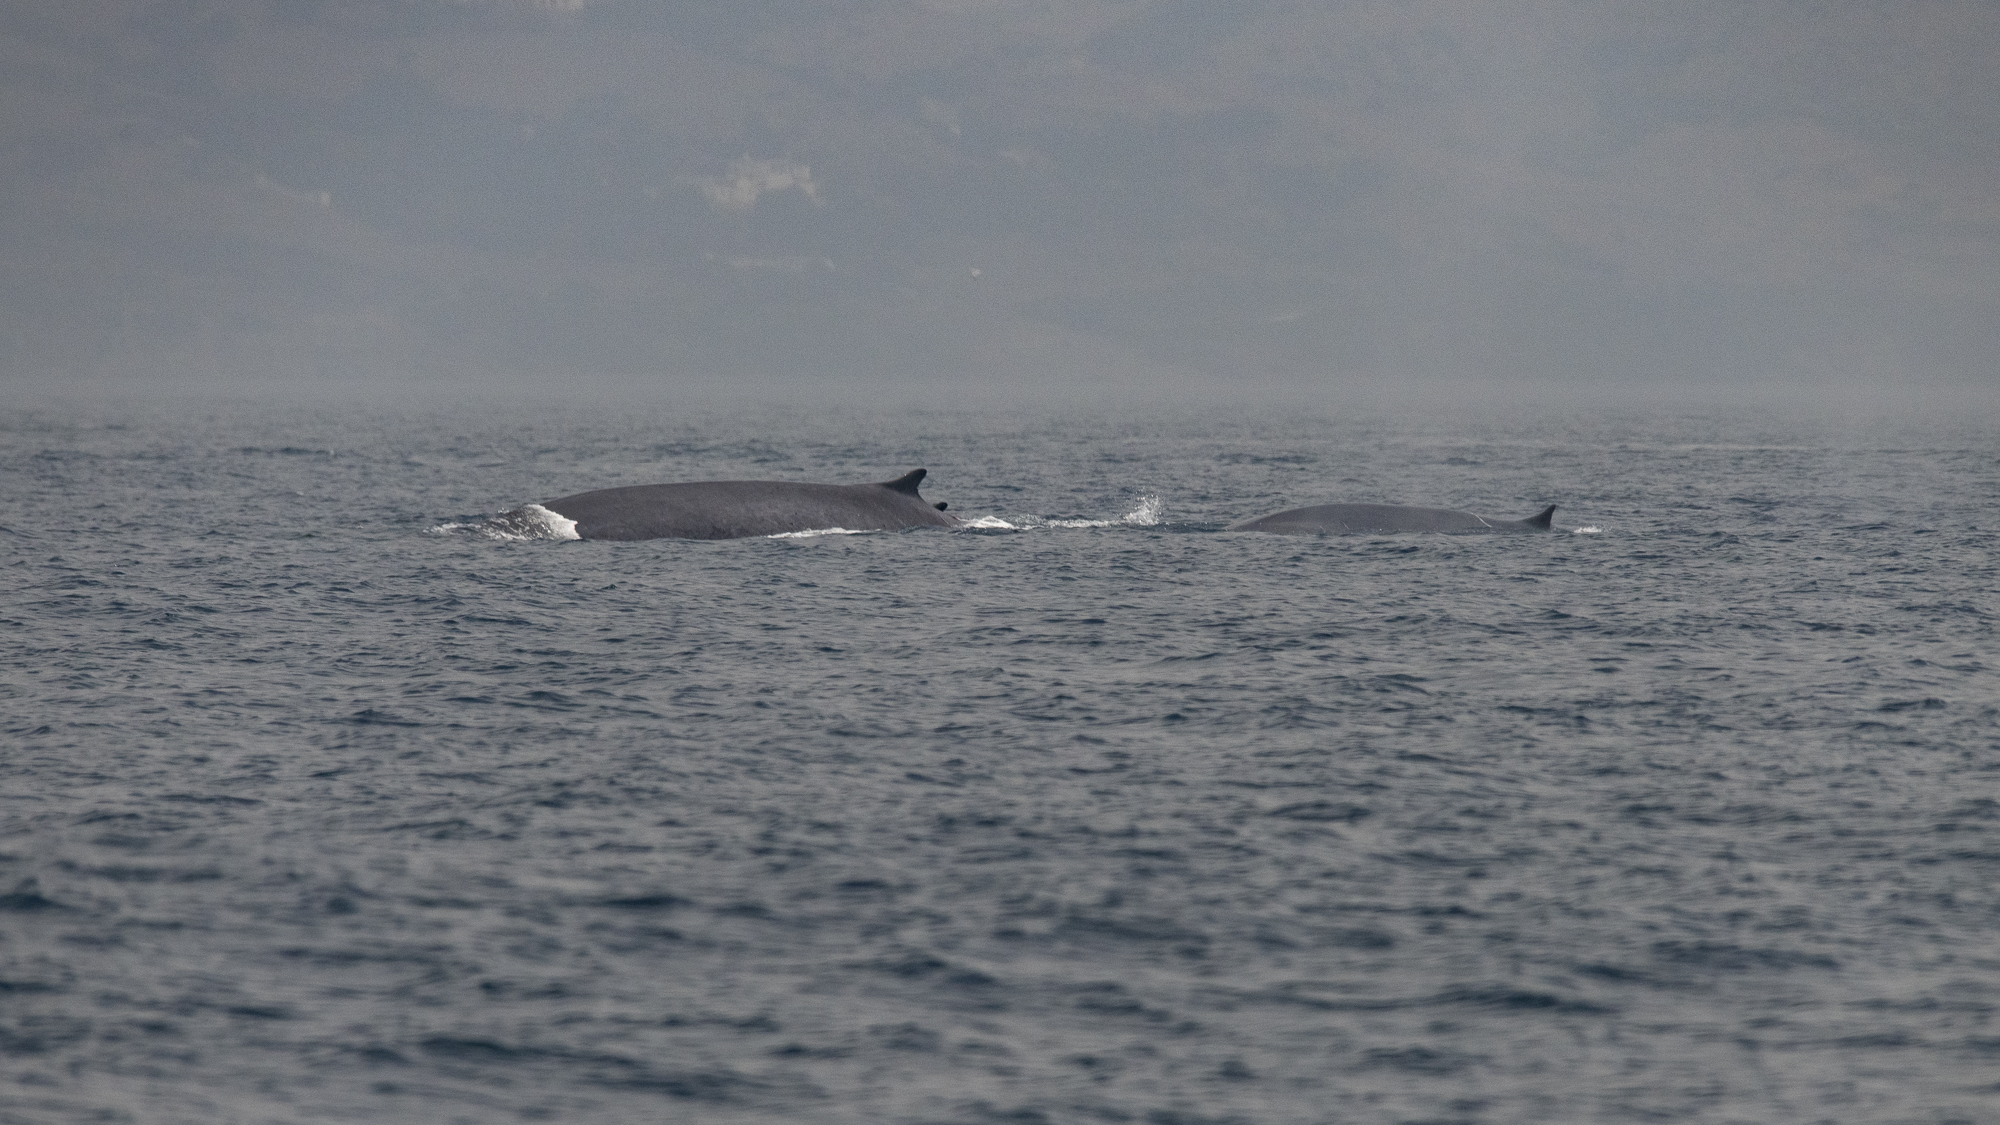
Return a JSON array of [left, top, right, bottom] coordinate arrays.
[[3, 393, 1996, 1125]]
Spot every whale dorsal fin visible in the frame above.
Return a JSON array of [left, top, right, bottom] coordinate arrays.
[[881, 468, 928, 496], [1526, 504, 1556, 529]]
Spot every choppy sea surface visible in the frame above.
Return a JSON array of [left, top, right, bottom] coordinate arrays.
[[3, 393, 1997, 1125]]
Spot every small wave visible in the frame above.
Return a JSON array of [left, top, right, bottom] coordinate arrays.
[[1571, 526, 1603, 535], [433, 504, 581, 542]]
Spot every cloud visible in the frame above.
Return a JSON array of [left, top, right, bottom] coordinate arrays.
[[703, 252, 835, 274], [697, 158, 820, 211], [446, 0, 598, 11]]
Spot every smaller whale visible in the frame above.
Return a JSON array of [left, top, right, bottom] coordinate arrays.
[[503, 468, 959, 541], [1229, 502, 1557, 535]]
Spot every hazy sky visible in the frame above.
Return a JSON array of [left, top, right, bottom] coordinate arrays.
[[4, 0, 1996, 393]]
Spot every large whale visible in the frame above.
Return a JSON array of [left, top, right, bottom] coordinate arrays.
[[1229, 501, 1557, 535], [505, 468, 960, 541]]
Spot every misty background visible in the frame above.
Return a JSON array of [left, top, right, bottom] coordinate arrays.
[[4, 0, 1997, 397]]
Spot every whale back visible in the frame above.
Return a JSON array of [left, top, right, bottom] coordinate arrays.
[[539, 470, 957, 541], [1229, 501, 1558, 535]]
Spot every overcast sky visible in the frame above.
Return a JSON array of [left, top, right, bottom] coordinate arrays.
[[4, 0, 1996, 394]]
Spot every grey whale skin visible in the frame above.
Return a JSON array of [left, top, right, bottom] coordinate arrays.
[[1229, 502, 1558, 535], [541, 468, 959, 541]]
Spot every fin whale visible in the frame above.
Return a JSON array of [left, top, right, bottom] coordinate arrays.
[[522, 468, 959, 541], [1228, 502, 1557, 535]]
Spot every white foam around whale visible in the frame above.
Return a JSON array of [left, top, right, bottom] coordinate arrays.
[[1043, 495, 1164, 528], [764, 527, 873, 539], [440, 503, 581, 541], [963, 495, 1164, 531]]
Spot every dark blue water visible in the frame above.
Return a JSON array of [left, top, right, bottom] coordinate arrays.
[[4, 395, 1997, 1125]]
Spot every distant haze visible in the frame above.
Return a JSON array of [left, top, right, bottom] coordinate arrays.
[[4, 1, 1997, 395]]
